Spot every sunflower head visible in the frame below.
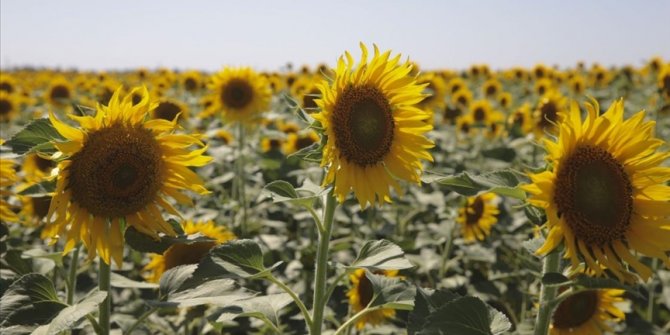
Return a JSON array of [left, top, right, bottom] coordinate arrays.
[[152, 98, 188, 123], [456, 193, 500, 242], [550, 289, 625, 335], [533, 90, 567, 138], [0, 153, 19, 223], [470, 100, 493, 124], [44, 86, 212, 266], [313, 43, 434, 207], [284, 131, 320, 155], [208, 67, 271, 125], [144, 220, 235, 283], [418, 73, 447, 110], [482, 78, 502, 98], [347, 269, 399, 329], [523, 98, 670, 282], [451, 88, 473, 108], [261, 137, 284, 154], [0, 91, 20, 123], [45, 78, 74, 106]]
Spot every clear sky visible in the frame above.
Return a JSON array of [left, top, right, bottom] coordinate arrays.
[[1, 0, 668, 71]]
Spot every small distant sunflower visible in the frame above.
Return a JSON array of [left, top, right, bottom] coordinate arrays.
[[300, 85, 321, 112], [44, 86, 212, 266], [507, 103, 533, 136], [45, 78, 74, 106], [457, 193, 499, 242], [143, 220, 235, 283], [497, 92, 513, 109], [442, 104, 462, 125], [550, 289, 625, 335], [569, 75, 586, 95], [456, 115, 474, 136], [260, 137, 284, 154], [19, 195, 52, 226], [534, 78, 554, 96], [278, 121, 301, 134], [446, 77, 467, 95], [533, 91, 566, 138], [482, 78, 502, 98], [152, 99, 189, 123], [533, 64, 550, 79], [0, 151, 19, 223], [0, 91, 20, 123], [22, 153, 56, 183], [313, 44, 434, 207], [284, 131, 320, 155], [347, 269, 399, 329], [418, 73, 447, 110], [470, 100, 493, 124], [209, 67, 271, 124], [181, 71, 202, 92], [214, 129, 234, 145], [0, 74, 18, 93], [451, 88, 473, 108], [589, 65, 611, 88], [523, 99, 670, 282]]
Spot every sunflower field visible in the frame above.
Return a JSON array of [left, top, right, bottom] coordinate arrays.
[[0, 45, 669, 335]]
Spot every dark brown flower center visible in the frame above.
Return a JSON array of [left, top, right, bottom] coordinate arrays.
[[357, 272, 374, 308], [552, 290, 599, 329], [221, 78, 254, 109], [68, 124, 163, 218], [184, 77, 198, 91], [485, 84, 497, 96], [465, 196, 485, 225], [0, 99, 12, 116], [50, 85, 71, 101], [34, 155, 55, 172], [302, 88, 320, 110], [154, 101, 182, 121], [444, 106, 461, 122], [0, 82, 14, 93], [295, 135, 316, 151], [553, 145, 633, 246], [332, 85, 394, 166], [473, 107, 486, 122], [538, 101, 558, 129], [31, 196, 52, 219]]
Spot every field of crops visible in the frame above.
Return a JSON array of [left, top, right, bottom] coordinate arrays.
[[0, 46, 669, 335]]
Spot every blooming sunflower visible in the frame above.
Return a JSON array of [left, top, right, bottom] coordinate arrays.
[[451, 88, 473, 108], [22, 153, 56, 183], [418, 73, 447, 110], [470, 100, 494, 125], [482, 78, 502, 98], [208, 67, 271, 124], [0, 74, 19, 94], [180, 71, 202, 92], [45, 78, 74, 107], [549, 289, 625, 335], [508, 103, 534, 136], [313, 43, 434, 207], [43, 86, 212, 266], [0, 91, 20, 123], [260, 137, 284, 154], [523, 99, 670, 282], [151, 98, 189, 123], [284, 131, 320, 155], [0, 150, 19, 223], [347, 269, 399, 329], [456, 193, 499, 242], [143, 220, 235, 283], [533, 90, 567, 138]]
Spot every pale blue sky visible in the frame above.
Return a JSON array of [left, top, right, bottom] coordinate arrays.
[[1, 0, 668, 71]]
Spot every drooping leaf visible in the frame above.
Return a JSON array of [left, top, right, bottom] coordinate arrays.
[[418, 296, 511, 335], [159, 264, 198, 297], [110, 272, 158, 289], [365, 271, 415, 310], [408, 287, 461, 335], [523, 205, 546, 226], [0, 274, 66, 327], [31, 290, 107, 335], [349, 240, 414, 271], [572, 274, 643, 299], [541, 272, 571, 286], [124, 226, 217, 254], [5, 118, 64, 155], [208, 239, 280, 279], [154, 278, 251, 308], [211, 293, 293, 327], [261, 179, 326, 207], [435, 170, 527, 199]]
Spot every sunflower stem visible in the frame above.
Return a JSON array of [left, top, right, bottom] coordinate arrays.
[[533, 249, 561, 335], [98, 257, 111, 335], [236, 122, 249, 237], [332, 306, 380, 335], [66, 244, 80, 305], [438, 227, 454, 279], [267, 275, 313, 328], [310, 189, 336, 335]]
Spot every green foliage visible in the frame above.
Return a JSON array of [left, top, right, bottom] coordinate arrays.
[[5, 118, 64, 155], [434, 169, 527, 199], [349, 239, 414, 271]]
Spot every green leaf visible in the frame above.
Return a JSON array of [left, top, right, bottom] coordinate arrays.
[[159, 264, 198, 297], [110, 272, 159, 289], [0, 273, 66, 327], [263, 180, 299, 199], [124, 226, 217, 254], [408, 287, 461, 335], [435, 170, 527, 199], [572, 274, 643, 299], [155, 278, 251, 308], [541, 272, 571, 286], [349, 239, 414, 271], [365, 271, 415, 310], [521, 236, 545, 257], [208, 239, 280, 279], [31, 290, 107, 335], [210, 293, 292, 327], [523, 205, 546, 225], [17, 181, 56, 197], [418, 296, 511, 335], [262, 179, 325, 207], [5, 118, 64, 155], [481, 147, 516, 162]]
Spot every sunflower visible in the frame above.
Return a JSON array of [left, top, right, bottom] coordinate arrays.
[[313, 43, 434, 207], [508, 103, 534, 136], [151, 98, 189, 123], [442, 104, 462, 125], [260, 137, 284, 154], [43, 86, 212, 266], [534, 78, 554, 96], [523, 99, 670, 282], [569, 75, 586, 95], [22, 153, 56, 184], [277, 120, 301, 134], [45, 78, 74, 106], [497, 92, 513, 109], [0, 150, 19, 223], [456, 115, 474, 136], [418, 73, 447, 110], [533, 90, 567, 138], [208, 67, 271, 124], [0, 91, 20, 123], [446, 77, 467, 95], [470, 100, 493, 125], [19, 195, 52, 226], [456, 193, 499, 242], [451, 88, 473, 108], [482, 78, 502, 98], [181, 71, 202, 92], [284, 131, 320, 155], [143, 220, 235, 283], [214, 129, 234, 145], [347, 269, 399, 329], [0, 74, 19, 93], [550, 289, 625, 335]]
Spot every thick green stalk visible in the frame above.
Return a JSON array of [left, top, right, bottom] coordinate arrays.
[[310, 190, 337, 335], [98, 258, 111, 335], [66, 244, 80, 305], [267, 275, 313, 328], [533, 250, 561, 335]]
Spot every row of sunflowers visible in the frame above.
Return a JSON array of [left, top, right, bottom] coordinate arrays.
[[0, 46, 669, 334]]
